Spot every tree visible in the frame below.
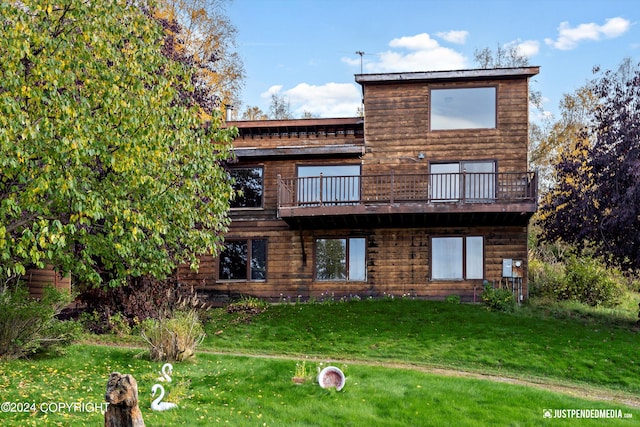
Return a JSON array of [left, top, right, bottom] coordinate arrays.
[[152, 0, 244, 118], [539, 59, 640, 270], [0, 1, 237, 286], [529, 86, 597, 191], [269, 92, 293, 120], [241, 106, 268, 121], [473, 44, 542, 110]]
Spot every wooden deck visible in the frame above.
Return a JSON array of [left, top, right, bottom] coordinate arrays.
[[277, 171, 537, 228]]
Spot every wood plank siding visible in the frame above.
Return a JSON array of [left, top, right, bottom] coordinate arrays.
[[180, 67, 539, 303]]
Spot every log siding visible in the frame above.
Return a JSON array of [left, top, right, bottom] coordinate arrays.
[[179, 67, 539, 303]]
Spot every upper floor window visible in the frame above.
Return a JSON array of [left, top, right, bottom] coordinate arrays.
[[230, 167, 263, 209], [297, 165, 360, 205], [430, 161, 496, 202], [430, 87, 496, 130]]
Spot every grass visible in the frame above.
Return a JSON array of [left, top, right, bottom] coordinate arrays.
[[205, 298, 640, 394], [0, 345, 637, 426], [0, 297, 639, 426]]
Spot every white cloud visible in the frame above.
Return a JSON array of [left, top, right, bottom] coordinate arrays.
[[545, 17, 631, 50], [261, 85, 283, 98], [264, 82, 362, 118], [436, 30, 469, 44], [505, 39, 540, 58], [366, 33, 467, 73]]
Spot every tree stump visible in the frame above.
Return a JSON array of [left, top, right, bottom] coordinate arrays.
[[104, 372, 145, 427]]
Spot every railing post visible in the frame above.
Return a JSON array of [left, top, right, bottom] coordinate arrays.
[[390, 170, 395, 204], [277, 174, 281, 208], [461, 169, 466, 203], [319, 173, 323, 205]]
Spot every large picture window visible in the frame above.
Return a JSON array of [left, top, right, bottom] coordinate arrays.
[[218, 239, 267, 281], [315, 237, 366, 281], [230, 167, 263, 208], [431, 236, 484, 280], [297, 165, 360, 205], [430, 87, 496, 130]]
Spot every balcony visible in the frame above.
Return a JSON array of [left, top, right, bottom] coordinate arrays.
[[277, 171, 538, 228]]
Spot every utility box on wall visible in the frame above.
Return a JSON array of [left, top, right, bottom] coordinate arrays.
[[502, 259, 523, 278]]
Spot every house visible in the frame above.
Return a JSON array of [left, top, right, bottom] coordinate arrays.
[[178, 66, 540, 303]]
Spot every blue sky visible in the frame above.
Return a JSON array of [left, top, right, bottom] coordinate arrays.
[[227, 0, 638, 120]]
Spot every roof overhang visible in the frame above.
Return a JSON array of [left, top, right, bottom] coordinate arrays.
[[355, 66, 540, 85], [234, 144, 364, 159]]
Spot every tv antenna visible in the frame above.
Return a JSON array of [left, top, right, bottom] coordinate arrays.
[[355, 51, 364, 74]]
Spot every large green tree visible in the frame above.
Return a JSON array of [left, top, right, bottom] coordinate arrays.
[[0, 1, 237, 286]]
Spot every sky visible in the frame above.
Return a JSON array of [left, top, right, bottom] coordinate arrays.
[[226, 0, 638, 121]]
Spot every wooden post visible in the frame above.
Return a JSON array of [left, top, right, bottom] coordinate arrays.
[[104, 372, 145, 427]]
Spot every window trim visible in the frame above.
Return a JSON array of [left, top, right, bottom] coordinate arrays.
[[314, 236, 367, 282], [429, 86, 498, 131], [430, 235, 484, 281], [217, 237, 268, 282], [229, 166, 265, 210]]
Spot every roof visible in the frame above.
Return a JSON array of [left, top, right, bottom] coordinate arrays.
[[227, 117, 363, 129], [355, 66, 540, 84]]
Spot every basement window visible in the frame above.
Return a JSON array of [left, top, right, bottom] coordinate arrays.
[[315, 237, 366, 281], [218, 239, 267, 281], [431, 236, 484, 280]]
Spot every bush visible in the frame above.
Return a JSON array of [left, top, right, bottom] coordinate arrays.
[[77, 275, 207, 333], [0, 284, 78, 359], [528, 258, 565, 299], [140, 309, 205, 362], [444, 294, 461, 304], [557, 256, 624, 307], [481, 283, 516, 312]]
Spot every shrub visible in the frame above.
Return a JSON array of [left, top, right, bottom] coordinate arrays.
[[481, 283, 516, 312], [140, 309, 205, 362], [0, 284, 78, 359], [444, 294, 461, 304], [528, 258, 565, 299], [77, 275, 207, 333], [557, 255, 624, 307]]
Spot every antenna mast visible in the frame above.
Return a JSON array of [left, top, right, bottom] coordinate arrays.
[[355, 51, 364, 74]]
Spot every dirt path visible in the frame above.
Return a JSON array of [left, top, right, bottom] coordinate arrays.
[[199, 349, 640, 409]]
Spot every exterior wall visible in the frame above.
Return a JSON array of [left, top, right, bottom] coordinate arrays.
[[361, 78, 529, 175], [23, 265, 72, 299], [179, 69, 537, 303], [179, 225, 528, 302]]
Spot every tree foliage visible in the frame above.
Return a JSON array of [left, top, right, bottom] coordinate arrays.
[[0, 1, 237, 286], [153, 0, 244, 118], [539, 59, 640, 270]]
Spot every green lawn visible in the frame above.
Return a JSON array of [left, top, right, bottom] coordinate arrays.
[[205, 298, 640, 394], [0, 298, 638, 426]]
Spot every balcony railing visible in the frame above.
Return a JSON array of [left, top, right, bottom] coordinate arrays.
[[277, 171, 537, 210]]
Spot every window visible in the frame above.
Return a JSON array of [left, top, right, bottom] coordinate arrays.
[[430, 161, 496, 202], [315, 237, 366, 281], [218, 239, 267, 281], [230, 167, 263, 208], [431, 236, 484, 280], [430, 87, 496, 130], [297, 165, 360, 205]]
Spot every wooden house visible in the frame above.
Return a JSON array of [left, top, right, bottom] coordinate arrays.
[[178, 66, 539, 302]]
